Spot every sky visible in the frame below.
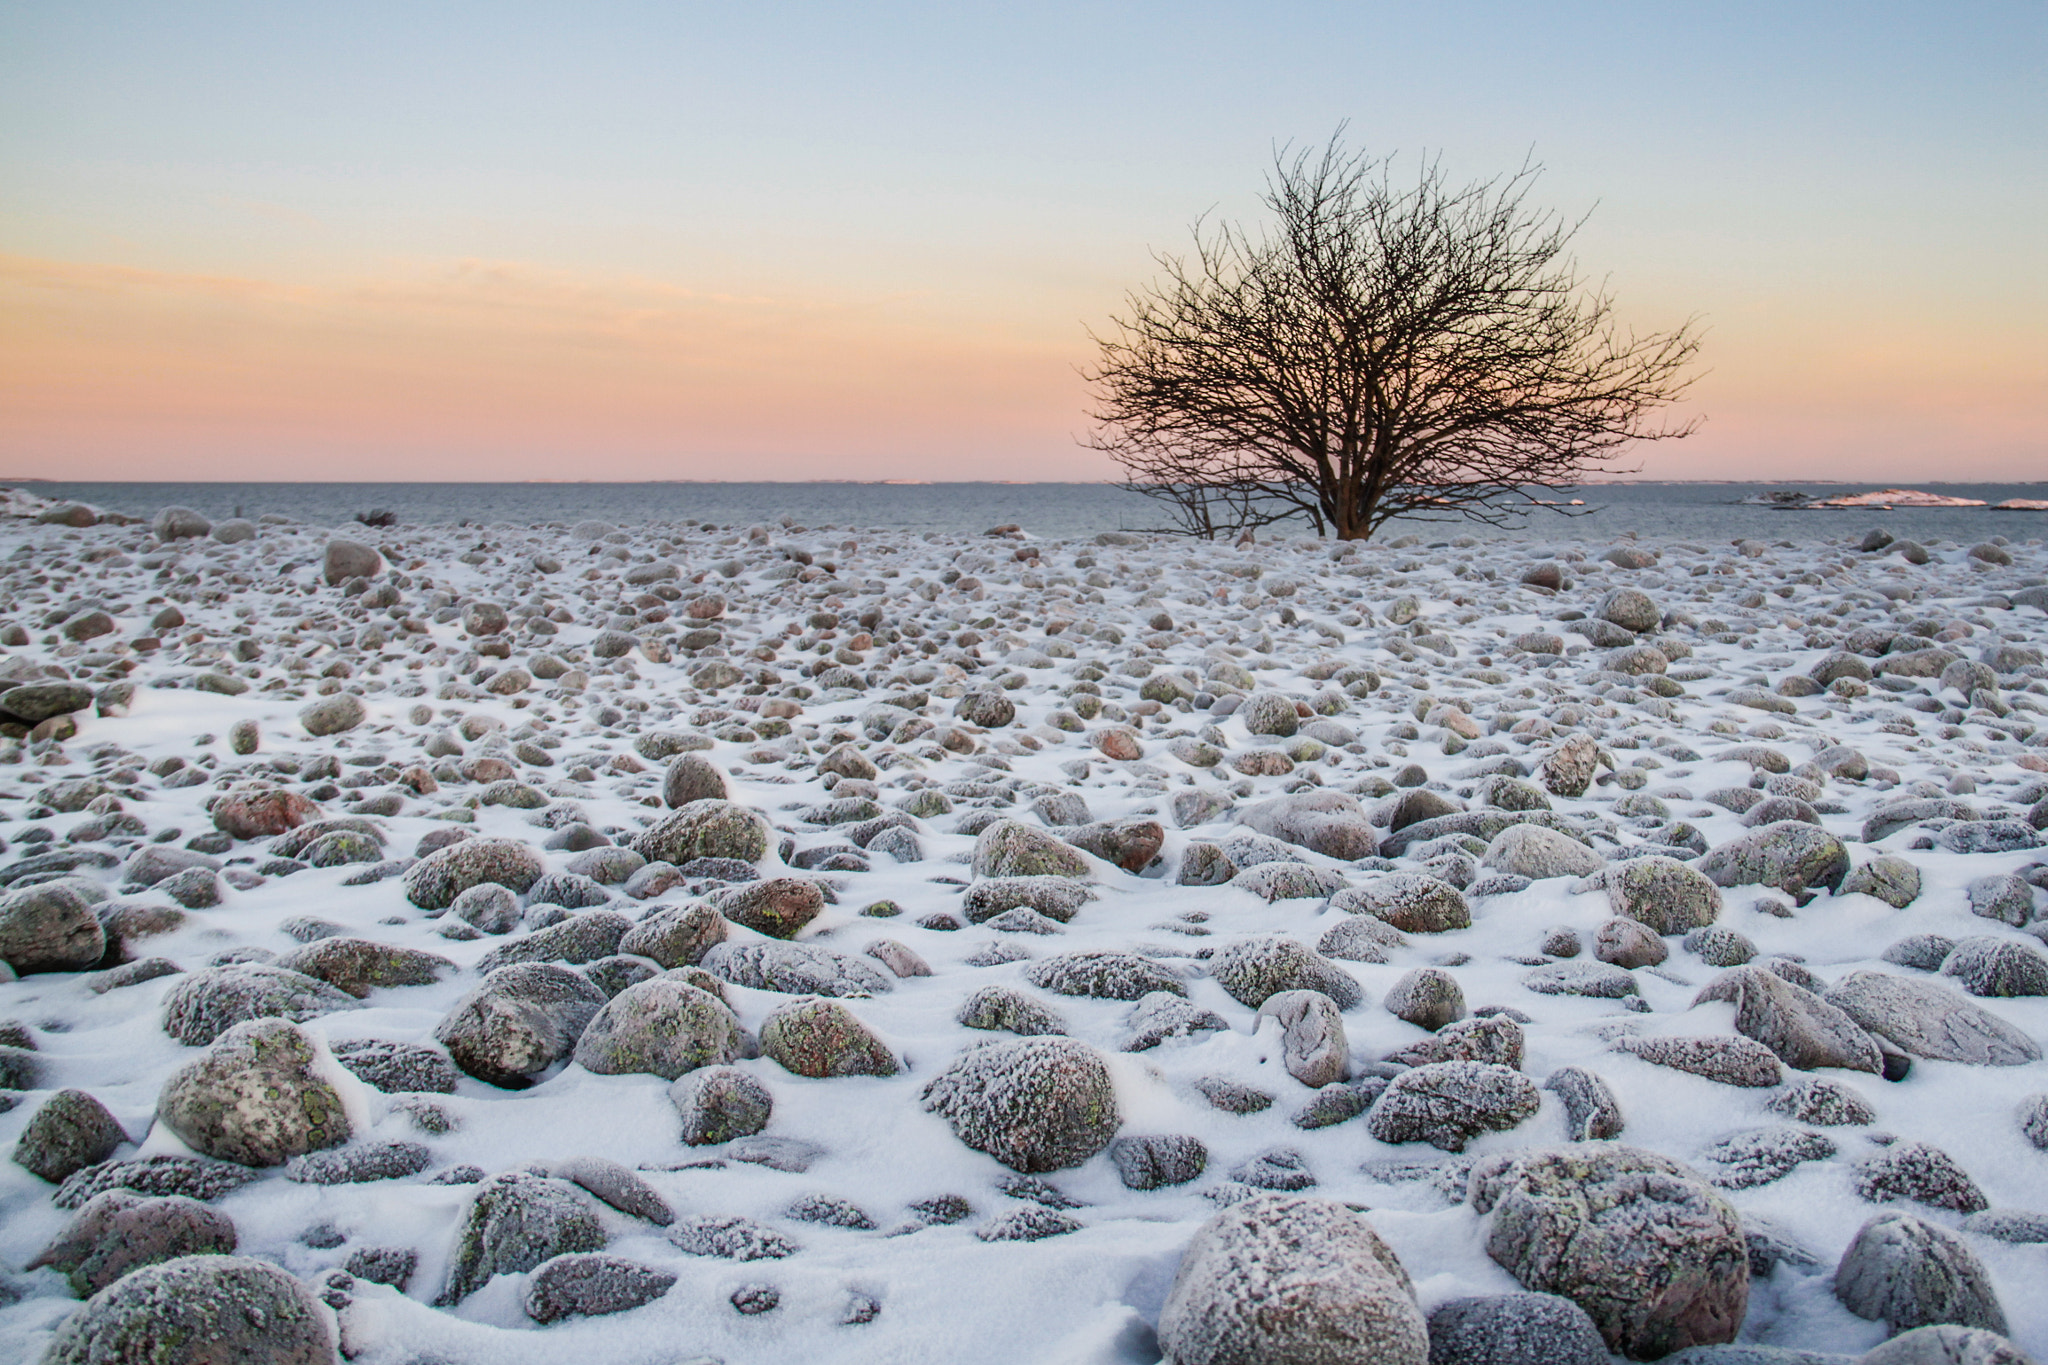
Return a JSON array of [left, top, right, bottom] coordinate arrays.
[[1, 1, 2043, 483]]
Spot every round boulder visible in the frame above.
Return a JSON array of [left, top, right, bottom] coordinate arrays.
[[40, 1255, 330, 1365], [155, 1018, 351, 1166], [571, 976, 750, 1081], [920, 1037, 1119, 1173]]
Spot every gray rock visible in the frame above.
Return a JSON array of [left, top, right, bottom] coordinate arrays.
[[632, 799, 772, 866], [330, 1038, 458, 1094], [13, 1089, 125, 1183], [1960, 1210, 2048, 1244], [2022, 1093, 2048, 1149], [707, 877, 824, 940], [1368, 1061, 1541, 1151], [921, 1037, 1120, 1172], [1824, 971, 2041, 1065], [1479, 1144, 1747, 1358], [51, 1154, 260, 1209], [0, 882, 105, 974], [1120, 992, 1226, 1051], [1854, 1141, 1988, 1214], [1939, 822, 2040, 855], [1483, 825, 1604, 880], [1617, 1035, 1784, 1087], [275, 936, 453, 997], [1523, 960, 1640, 998], [701, 939, 892, 997], [403, 837, 545, 909], [1595, 917, 1668, 969], [662, 753, 730, 808], [283, 1140, 430, 1184], [1966, 875, 2037, 928], [298, 692, 367, 737], [958, 985, 1068, 1037], [1319, 913, 1410, 962], [1024, 950, 1185, 1001], [476, 911, 632, 971], [1238, 692, 1302, 737], [1698, 1125, 1836, 1189], [971, 820, 1090, 878], [1332, 874, 1471, 933], [1767, 1076, 1876, 1126], [439, 1172, 607, 1304], [1158, 1194, 1426, 1365], [572, 976, 749, 1080], [1608, 856, 1723, 933], [323, 538, 383, 585], [617, 903, 728, 968], [155, 1018, 351, 1166], [962, 877, 1099, 924], [1383, 967, 1466, 1031], [760, 997, 896, 1077], [1109, 1133, 1208, 1190], [29, 1191, 237, 1297], [40, 1255, 330, 1365], [1540, 734, 1602, 798], [1231, 860, 1352, 901], [1545, 1066, 1625, 1141], [1257, 989, 1350, 1087], [1237, 790, 1379, 860], [1858, 1327, 2035, 1365], [1209, 935, 1361, 1009], [1424, 1292, 1611, 1365], [1941, 937, 2048, 997], [1844, 856, 1924, 908], [525, 1252, 676, 1323], [1835, 1210, 2007, 1335], [1694, 965, 1883, 1073], [667, 1213, 797, 1260], [1686, 925, 1758, 967], [1699, 821, 1853, 899], [670, 1066, 773, 1145], [1885, 935, 1957, 971], [434, 962, 609, 1088]]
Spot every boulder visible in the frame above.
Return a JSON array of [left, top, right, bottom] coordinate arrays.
[[616, 903, 728, 968], [1858, 1328, 2035, 1365], [403, 837, 545, 909], [160, 964, 362, 1046], [0, 882, 105, 975], [434, 963, 609, 1088], [760, 997, 897, 1077], [1699, 823, 1850, 896], [1025, 950, 1185, 1001], [709, 877, 825, 939], [572, 976, 750, 1080], [525, 1252, 676, 1324], [1209, 935, 1362, 1009], [1367, 1061, 1540, 1151], [670, 1066, 773, 1145], [1237, 791, 1379, 860], [40, 1255, 330, 1365], [322, 538, 383, 585], [972, 820, 1091, 878], [1694, 966, 1883, 1073], [439, 1172, 607, 1305], [1424, 1292, 1612, 1365], [700, 940, 892, 997], [1256, 990, 1350, 1087], [297, 692, 366, 737], [1823, 971, 2040, 1065], [13, 1089, 126, 1183], [28, 1191, 237, 1297], [1156, 1194, 1428, 1365], [1381, 967, 1466, 1031], [275, 937, 454, 997], [1483, 825, 1604, 880], [1478, 1145, 1748, 1359], [1608, 856, 1723, 933], [155, 1019, 351, 1166], [1332, 874, 1471, 933], [920, 1037, 1119, 1172], [631, 799, 772, 866], [1834, 1210, 2007, 1336]]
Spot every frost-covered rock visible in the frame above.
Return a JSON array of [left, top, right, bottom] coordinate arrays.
[[154, 1018, 351, 1166], [1367, 1061, 1540, 1151], [1156, 1194, 1427, 1365], [525, 1252, 676, 1324], [435, 963, 609, 1088], [1256, 989, 1349, 1087], [0, 882, 105, 974], [670, 1066, 773, 1145], [972, 820, 1091, 878], [1698, 822, 1850, 896], [1209, 935, 1361, 1009], [439, 1172, 607, 1304], [1424, 1292, 1611, 1365], [1025, 950, 1185, 1000], [921, 1037, 1119, 1172], [572, 976, 750, 1080], [1483, 825, 1604, 880], [29, 1191, 237, 1297], [1694, 965, 1883, 1074], [1237, 790, 1379, 860], [40, 1255, 330, 1365], [1331, 873, 1470, 933], [631, 799, 771, 865], [760, 997, 897, 1077], [1834, 1210, 2007, 1336], [1823, 971, 2040, 1065], [700, 939, 892, 997], [403, 837, 545, 909], [1607, 856, 1723, 933], [13, 1088, 126, 1184]]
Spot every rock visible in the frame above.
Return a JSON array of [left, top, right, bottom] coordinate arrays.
[[662, 753, 730, 808], [1156, 1194, 1428, 1365], [1109, 1134, 1207, 1190], [1844, 856, 1924, 908], [760, 997, 896, 1077], [329, 1038, 458, 1094], [617, 903, 728, 968], [275, 937, 453, 997], [1121, 992, 1226, 1051], [1540, 735, 1602, 797], [1823, 971, 2041, 1065], [1237, 791, 1379, 860], [0, 882, 105, 974], [920, 1037, 1120, 1172], [1367, 1061, 1541, 1151], [1424, 1292, 1612, 1365], [1858, 1327, 2035, 1365], [1523, 960, 1640, 999], [435, 963, 609, 1088], [962, 877, 1098, 923], [1025, 950, 1185, 1000], [51, 1154, 260, 1209], [1382, 967, 1466, 1031], [525, 1252, 676, 1323], [323, 538, 383, 585], [1479, 1145, 1747, 1359], [1853, 1141, 1988, 1214], [160, 964, 362, 1046], [972, 820, 1091, 878], [448, 882, 522, 934], [670, 1066, 773, 1145], [1319, 914, 1410, 963], [1545, 1066, 1625, 1141], [13, 1089, 126, 1183], [1834, 1210, 2007, 1336], [1767, 1076, 1876, 1126], [439, 1172, 607, 1304], [1238, 692, 1302, 737], [29, 1191, 238, 1297], [152, 506, 212, 539], [1694, 966, 1883, 1074], [2022, 1093, 2048, 1149], [1483, 825, 1604, 880], [632, 799, 772, 865], [1685, 926, 1757, 966], [210, 788, 320, 840], [1941, 937, 2048, 997], [1257, 990, 1350, 1087], [1209, 935, 1362, 1009], [475, 911, 630, 971], [957, 984, 1068, 1037], [403, 837, 545, 909], [669, 1214, 798, 1260], [1698, 1125, 1836, 1188], [1966, 875, 2037, 928], [1594, 918, 1668, 968], [297, 691, 366, 737], [709, 877, 825, 939], [40, 1255, 329, 1365], [700, 940, 892, 997], [1608, 856, 1723, 933], [1332, 874, 1471, 933], [155, 1018, 350, 1166], [1619, 1034, 1784, 1087], [283, 1140, 430, 1184], [1598, 587, 1660, 633], [572, 976, 749, 1079], [1231, 860, 1351, 901], [1699, 822, 1850, 896]]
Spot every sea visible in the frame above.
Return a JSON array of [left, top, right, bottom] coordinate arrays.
[[14, 481, 2048, 546]]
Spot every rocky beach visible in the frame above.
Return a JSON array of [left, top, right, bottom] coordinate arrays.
[[0, 489, 2045, 1364]]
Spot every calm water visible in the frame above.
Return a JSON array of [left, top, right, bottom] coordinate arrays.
[[18, 480, 2048, 546]]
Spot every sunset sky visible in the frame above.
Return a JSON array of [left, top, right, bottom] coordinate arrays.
[[3, 2, 2042, 483]]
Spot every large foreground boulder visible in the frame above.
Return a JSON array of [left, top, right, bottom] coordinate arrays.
[[1156, 1194, 1427, 1365], [0, 882, 105, 975], [920, 1037, 1119, 1172], [1834, 1210, 2008, 1336], [1823, 971, 2040, 1065], [155, 1019, 351, 1167], [1477, 1145, 1748, 1360], [1694, 965, 1883, 1074], [40, 1255, 332, 1365], [29, 1191, 238, 1297]]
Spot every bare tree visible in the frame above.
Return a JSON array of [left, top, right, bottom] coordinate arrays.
[[1086, 132, 1702, 540]]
